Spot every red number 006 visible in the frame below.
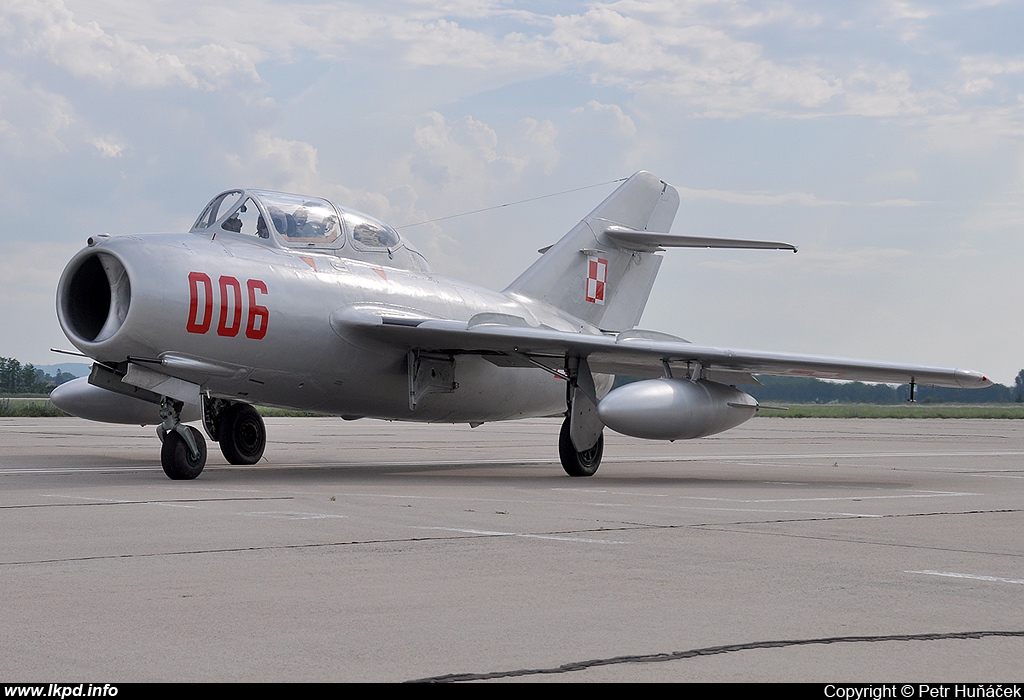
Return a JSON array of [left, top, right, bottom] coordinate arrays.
[[186, 272, 269, 340]]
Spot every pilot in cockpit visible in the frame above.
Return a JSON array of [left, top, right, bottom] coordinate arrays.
[[294, 205, 324, 237], [222, 215, 242, 233]]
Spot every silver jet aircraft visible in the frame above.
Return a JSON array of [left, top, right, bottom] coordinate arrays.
[[52, 171, 990, 479]]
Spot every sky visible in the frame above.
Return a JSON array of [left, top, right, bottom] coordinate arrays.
[[1, 0, 1021, 384]]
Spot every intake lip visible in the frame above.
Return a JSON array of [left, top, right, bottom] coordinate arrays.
[[57, 249, 132, 348]]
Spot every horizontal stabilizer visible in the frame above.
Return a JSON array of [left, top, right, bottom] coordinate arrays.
[[603, 225, 797, 253]]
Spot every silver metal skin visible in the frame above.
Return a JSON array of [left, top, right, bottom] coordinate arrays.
[[598, 378, 758, 441], [49, 377, 201, 425], [52, 171, 991, 478]]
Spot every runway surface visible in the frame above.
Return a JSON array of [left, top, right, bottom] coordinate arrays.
[[1, 416, 1022, 682]]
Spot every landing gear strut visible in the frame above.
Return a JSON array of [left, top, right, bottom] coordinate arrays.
[[558, 356, 605, 477]]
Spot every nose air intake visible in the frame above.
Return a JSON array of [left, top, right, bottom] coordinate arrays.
[[58, 251, 132, 345]]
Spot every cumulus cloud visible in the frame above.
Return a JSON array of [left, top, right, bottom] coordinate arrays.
[[91, 135, 125, 158], [956, 54, 1024, 97], [0, 72, 73, 156], [5, 2, 1017, 127], [569, 100, 637, 139], [2, 0, 260, 90], [400, 111, 560, 201], [549, 5, 844, 117], [382, 110, 566, 280], [230, 131, 321, 193]]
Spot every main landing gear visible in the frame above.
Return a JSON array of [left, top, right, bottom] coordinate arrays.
[[157, 397, 267, 479], [558, 415, 603, 477], [213, 403, 267, 465], [557, 356, 605, 477]]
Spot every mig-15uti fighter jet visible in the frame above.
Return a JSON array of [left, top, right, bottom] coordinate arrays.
[[52, 171, 990, 479]]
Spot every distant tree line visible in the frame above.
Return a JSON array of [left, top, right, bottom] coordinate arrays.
[[0, 357, 78, 394], [614, 370, 1024, 404], [746, 374, 1020, 404]]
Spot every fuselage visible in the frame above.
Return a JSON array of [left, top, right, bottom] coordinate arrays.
[[57, 229, 605, 423]]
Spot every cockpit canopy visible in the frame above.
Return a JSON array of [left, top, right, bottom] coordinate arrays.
[[191, 189, 428, 271]]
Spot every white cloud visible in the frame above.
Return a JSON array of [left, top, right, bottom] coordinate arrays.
[[914, 110, 1024, 155], [399, 18, 551, 75], [569, 100, 637, 139], [3, 0, 260, 90], [956, 54, 1024, 96], [400, 111, 560, 199], [0, 72, 73, 156], [91, 135, 124, 158], [234, 131, 321, 193]]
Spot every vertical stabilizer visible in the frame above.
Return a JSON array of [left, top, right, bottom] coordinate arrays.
[[505, 171, 680, 331]]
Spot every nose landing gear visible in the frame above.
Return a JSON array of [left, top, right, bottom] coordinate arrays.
[[160, 424, 208, 480], [157, 399, 208, 480]]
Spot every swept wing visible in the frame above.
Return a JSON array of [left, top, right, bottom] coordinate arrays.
[[339, 310, 990, 390]]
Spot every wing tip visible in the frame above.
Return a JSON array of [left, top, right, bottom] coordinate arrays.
[[955, 369, 992, 389]]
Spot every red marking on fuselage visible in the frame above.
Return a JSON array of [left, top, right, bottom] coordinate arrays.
[[186, 271, 269, 340]]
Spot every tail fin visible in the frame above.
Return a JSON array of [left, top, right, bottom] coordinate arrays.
[[505, 171, 680, 331]]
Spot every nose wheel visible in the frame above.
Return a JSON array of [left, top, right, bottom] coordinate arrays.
[[156, 397, 209, 480], [160, 425, 208, 480]]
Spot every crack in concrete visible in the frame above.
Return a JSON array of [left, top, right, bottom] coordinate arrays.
[[408, 630, 1024, 682]]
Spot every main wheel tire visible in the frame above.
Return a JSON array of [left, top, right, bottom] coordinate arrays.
[[218, 404, 266, 465], [558, 416, 603, 477], [161, 426, 207, 480]]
